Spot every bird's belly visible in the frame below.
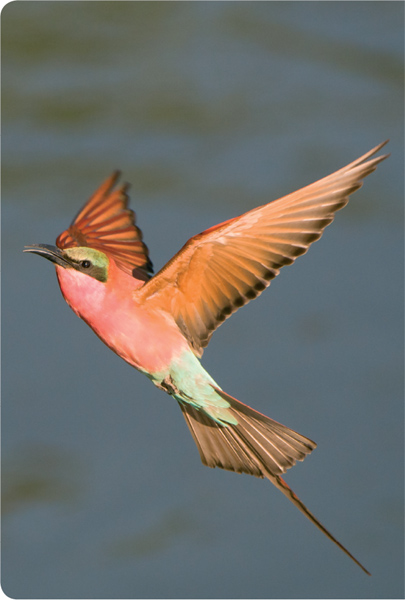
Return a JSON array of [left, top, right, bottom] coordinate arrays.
[[56, 266, 189, 374], [88, 304, 188, 375]]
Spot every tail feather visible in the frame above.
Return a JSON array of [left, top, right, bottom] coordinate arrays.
[[179, 388, 370, 575], [271, 473, 371, 575], [179, 388, 316, 477]]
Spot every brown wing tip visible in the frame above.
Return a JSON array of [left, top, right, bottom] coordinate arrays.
[[111, 172, 131, 201], [55, 171, 153, 280], [376, 139, 389, 149], [367, 140, 390, 163]]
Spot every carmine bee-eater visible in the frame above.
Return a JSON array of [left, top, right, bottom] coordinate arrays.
[[25, 141, 388, 574]]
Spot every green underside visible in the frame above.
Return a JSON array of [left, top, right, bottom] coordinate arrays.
[[149, 350, 238, 426]]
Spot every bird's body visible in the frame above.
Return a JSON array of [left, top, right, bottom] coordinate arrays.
[[25, 141, 389, 575], [56, 258, 187, 376], [56, 252, 245, 424]]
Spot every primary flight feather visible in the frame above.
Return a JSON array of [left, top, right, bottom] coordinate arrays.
[[25, 141, 389, 575]]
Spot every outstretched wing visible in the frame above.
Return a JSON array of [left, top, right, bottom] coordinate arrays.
[[137, 142, 388, 355], [56, 171, 153, 281]]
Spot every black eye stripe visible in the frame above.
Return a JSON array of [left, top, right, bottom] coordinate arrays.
[[69, 256, 107, 282]]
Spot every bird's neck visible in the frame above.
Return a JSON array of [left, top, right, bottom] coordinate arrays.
[[56, 263, 109, 320], [55, 260, 189, 374], [55, 256, 144, 321]]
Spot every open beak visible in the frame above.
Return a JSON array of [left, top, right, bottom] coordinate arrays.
[[23, 244, 72, 268]]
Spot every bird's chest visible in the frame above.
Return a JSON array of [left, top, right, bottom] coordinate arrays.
[[95, 300, 187, 374], [56, 266, 186, 373]]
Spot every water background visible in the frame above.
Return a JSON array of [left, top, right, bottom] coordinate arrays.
[[2, 2, 404, 598]]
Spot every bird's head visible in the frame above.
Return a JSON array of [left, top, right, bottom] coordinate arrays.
[[24, 171, 153, 290], [24, 244, 110, 283]]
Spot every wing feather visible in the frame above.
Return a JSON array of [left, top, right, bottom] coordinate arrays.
[[56, 171, 153, 281], [137, 142, 388, 355]]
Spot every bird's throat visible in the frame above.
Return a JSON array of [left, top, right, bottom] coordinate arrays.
[[56, 265, 107, 319], [55, 264, 189, 375]]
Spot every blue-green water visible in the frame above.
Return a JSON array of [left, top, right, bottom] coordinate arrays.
[[2, 2, 403, 598]]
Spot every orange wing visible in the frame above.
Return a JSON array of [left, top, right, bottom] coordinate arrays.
[[137, 142, 389, 356], [56, 171, 153, 281]]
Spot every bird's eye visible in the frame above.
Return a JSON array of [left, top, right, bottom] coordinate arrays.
[[81, 260, 92, 269]]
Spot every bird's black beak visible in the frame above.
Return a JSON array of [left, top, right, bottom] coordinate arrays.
[[24, 244, 72, 268]]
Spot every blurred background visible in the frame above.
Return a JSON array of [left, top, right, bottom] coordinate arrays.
[[2, 2, 403, 598]]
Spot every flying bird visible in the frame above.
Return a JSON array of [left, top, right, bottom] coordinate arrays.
[[25, 141, 388, 574]]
